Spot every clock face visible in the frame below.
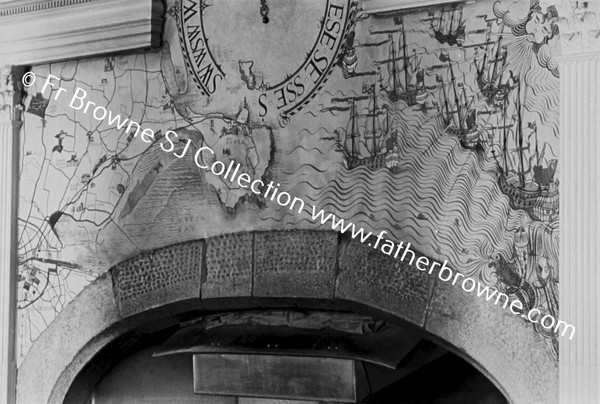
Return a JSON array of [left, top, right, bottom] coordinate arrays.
[[171, 0, 354, 126]]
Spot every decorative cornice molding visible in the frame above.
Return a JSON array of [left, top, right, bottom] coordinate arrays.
[[0, 0, 96, 17], [361, 0, 472, 14], [0, 0, 163, 66]]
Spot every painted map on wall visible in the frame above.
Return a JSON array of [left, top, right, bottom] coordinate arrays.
[[17, 0, 561, 360]]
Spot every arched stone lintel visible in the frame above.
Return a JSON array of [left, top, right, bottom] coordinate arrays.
[[17, 230, 557, 404]]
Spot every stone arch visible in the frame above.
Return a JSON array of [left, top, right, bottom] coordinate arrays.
[[16, 230, 557, 404]]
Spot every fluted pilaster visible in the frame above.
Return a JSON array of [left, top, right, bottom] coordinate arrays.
[[559, 52, 600, 404], [0, 65, 23, 404]]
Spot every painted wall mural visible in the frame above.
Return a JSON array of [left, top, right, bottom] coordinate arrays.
[[17, 0, 560, 361]]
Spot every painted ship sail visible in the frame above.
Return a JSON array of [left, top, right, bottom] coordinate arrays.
[[432, 7, 466, 46]]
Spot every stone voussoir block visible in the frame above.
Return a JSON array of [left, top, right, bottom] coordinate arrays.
[[252, 230, 338, 298], [201, 232, 253, 299], [111, 240, 203, 318], [335, 236, 436, 325]]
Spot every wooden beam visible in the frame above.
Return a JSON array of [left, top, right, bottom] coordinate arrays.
[[193, 354, 366, 403], [154, 323, 421, 369]]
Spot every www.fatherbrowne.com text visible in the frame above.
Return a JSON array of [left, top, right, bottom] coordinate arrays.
[[27, 73, 576, 340]]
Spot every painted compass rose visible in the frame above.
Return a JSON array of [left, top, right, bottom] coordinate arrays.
[[171, 0, 355, 127]]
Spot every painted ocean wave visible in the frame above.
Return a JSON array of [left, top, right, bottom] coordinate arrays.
[[285, 100, 556, 286]]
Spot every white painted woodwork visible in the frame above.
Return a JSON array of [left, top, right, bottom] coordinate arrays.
[[361, 0, 472, 14], [558, 51, 600, 404], [0, 66, 23, 404], [0, 0, 163, 65]]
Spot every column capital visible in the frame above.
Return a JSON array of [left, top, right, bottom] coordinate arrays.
[[0, 66, 24, 125]]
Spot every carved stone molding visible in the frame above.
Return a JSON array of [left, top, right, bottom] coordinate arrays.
[[0, 65, 24, 404], [0, 0, 163, 66]]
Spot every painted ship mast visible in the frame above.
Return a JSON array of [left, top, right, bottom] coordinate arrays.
[[502, 96, 509, 171], [448, 8, 455, 38], [515, 78, 526, 187], [348, 99, 358, 158], [363, 83, 384, 157], [330, 93, 368, 164], [389, 34, 399, 96], [494, 41, 509, 97], [449, 60, 463, 131], [490, 37, 504, 88], [382, 105, 400, 172], [372, 90, 379, 155], [437, 8, 445, 34], [401, 22, 410, 96], [439, 75, 451, 127]]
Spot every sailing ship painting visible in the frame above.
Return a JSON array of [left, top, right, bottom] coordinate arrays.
[[431, 6, 466, 46], [329, 83, 401, 172], [372, 16, 428, 106], [302, 0, 561, 358], [475, 34, 513, 107], [438, 53, 482, 150], [339, 31, 359, 78], [492, 78, 559, 222]]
